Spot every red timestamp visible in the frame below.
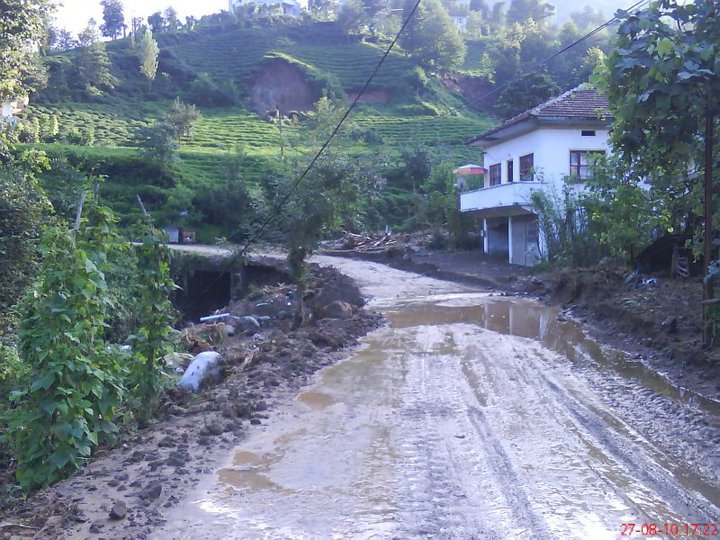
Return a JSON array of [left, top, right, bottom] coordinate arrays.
[[620, 522, 719, 537]]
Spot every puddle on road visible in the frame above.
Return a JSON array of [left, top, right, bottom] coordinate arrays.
[[387, 294, 720, 416], [296, 391, 336, 409], [160, 291, 720, 538]]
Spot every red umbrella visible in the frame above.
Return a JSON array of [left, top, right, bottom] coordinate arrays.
[[453, 163, 487, 175]]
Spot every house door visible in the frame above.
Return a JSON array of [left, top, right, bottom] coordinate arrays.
[[510, 215, 540, 266], [485, 217, 509, 261]]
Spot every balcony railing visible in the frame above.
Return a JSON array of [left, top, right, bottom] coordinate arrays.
[[459, 181, 546, 213]]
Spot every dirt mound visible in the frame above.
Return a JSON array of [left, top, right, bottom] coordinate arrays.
[[444, 73, 496, 109], [0, 264, 383, 539], [248, 57, 317, 115]]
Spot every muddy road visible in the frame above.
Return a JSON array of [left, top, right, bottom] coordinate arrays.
[[157, 256, 720, 539]]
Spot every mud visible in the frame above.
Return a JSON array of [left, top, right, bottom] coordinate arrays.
[[154, 259, 720, 539], [0, 262, 381, 539], [3, 254, 719, 539]]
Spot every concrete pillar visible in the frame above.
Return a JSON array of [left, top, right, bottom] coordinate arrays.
[[483, 218, 489, 254], [508, 216, 513, 264]]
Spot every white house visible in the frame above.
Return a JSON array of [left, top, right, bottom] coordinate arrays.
[[459, 86, 611, 266], [0, 97, 27, 124], [229, 0, 304, 17], [451, 15, 468, 32]]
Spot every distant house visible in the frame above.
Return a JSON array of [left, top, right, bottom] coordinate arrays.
[[228, 0, 304, 17], [459, 86, 611, 266], [0, 96, 28, 124], [451, 15, 468, 32]]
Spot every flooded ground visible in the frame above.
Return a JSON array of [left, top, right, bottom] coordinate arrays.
[[158, 258, 720, 539]]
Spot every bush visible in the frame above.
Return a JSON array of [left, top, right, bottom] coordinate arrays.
[[5, 204, 177, 489], [7, 224, 126, 489]]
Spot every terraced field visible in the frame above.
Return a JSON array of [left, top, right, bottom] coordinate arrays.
[[162, 23, 415, 93], [26, 20, 498, 236], [186, 109, 292, 153]]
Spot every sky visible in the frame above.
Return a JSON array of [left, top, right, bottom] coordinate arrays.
[[53, 0, 229, 36]]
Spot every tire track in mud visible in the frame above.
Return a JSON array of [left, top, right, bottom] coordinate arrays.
[[391, 326, 551, 538], [521, 347, 720, 521], [460, 328, 718, 526]]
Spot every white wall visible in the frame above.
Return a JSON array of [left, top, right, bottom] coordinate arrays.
[[1, 102, 13, 118], [480, 126, 610, 193]]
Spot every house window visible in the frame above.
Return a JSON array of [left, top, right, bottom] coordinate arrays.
[[570, 150, 606, 181], [507, 160, 514, 183], [519, 153, 534, 181], [489, 163, 501, 186], [581, 130, 596, 136]]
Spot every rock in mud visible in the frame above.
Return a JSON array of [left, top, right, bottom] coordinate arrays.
[[238, 315, 261, 334], [140, 481, 163, 501], [109, 500, 127, 520], [158, 436, 175, 448], [661, 315, 678, 334], [203, 421, 225, 436], [318, 300, 354, 319], [177, 351, 222, 392]]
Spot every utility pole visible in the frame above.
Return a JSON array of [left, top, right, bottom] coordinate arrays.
[[703, 104, 715, 346]]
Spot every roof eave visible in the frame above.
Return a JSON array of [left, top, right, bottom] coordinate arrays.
[[467, 115, 612, 148]]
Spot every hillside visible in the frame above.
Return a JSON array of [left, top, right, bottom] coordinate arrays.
[[24, 21, 495, 239]]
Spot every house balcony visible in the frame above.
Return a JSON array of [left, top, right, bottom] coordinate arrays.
[[459, 181, 546, 216]]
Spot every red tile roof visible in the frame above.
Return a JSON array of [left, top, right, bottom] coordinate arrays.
[[467, 86, 611, 146]]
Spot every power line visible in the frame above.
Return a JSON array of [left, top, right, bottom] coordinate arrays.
[[458, 0, 650, 111], [182, 0, 652, 315], [181, 0, 423, 315]]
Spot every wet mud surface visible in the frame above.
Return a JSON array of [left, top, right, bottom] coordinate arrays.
[[154, 258, 720, 539]]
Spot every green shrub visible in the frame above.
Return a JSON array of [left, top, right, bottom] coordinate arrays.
[[127, 218, 176, 422], [6, 223, 126, 489]]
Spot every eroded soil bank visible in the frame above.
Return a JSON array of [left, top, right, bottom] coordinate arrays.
[[0, 263, 382, 539]]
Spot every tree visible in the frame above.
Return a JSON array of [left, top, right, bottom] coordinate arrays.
[[599, 0, 720, 263], [494, 71, 559, 118], [164, 6, 179, 32], [77, 19, 114, 93], [0, 153, 54, 325], [147, 11, 165, 33], [400, 0, 466, 70], [308, 0, 339, 20], [100, 0, 125, 39], [0, 1, 53, 320], [136, 119, 179, 166], [0, 0, 52, 102], [570, 5, 605, 30], [583, 154, 671, 263], [469, 0, 489, 16], [464, 11, 485, 38], [281, 97, 384, 326], [600, 0, 720, 341], [506, 0, 554, 25], [55, 28, 76, 50], [137, 28, 159, 90], [489, 1, 506, 33], [337, 0, 367, 33], [165, 98, 201, 139]]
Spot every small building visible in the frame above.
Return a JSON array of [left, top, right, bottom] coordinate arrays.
[[0, 96, 28, 124], [228, 0, 304, 17], [165, 225, 180, 244], [459, 86, 612, 266], [451, 15, 468, 32]]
